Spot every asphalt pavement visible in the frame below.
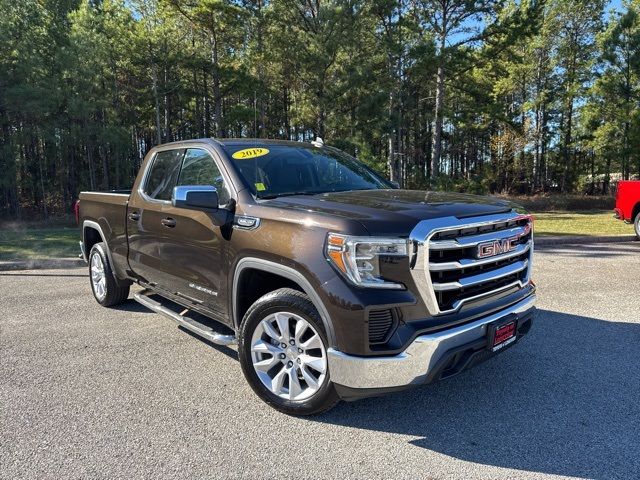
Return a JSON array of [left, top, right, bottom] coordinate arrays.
[[1, 242, 639, 479]]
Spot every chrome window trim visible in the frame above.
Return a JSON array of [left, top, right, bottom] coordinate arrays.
[[409, 210, 533, 316]]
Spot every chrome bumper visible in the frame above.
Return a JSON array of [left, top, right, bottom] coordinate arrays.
[[327, 295, 536, 390]]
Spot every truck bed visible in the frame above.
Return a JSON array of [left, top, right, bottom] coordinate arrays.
[[79, 190, 131, 279]]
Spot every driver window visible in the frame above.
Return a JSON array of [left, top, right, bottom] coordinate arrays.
[[177, 148, 230, 205]]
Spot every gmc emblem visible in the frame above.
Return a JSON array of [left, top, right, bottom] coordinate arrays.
[[476, 223, 531, 259], [477, 237, 519, 259]]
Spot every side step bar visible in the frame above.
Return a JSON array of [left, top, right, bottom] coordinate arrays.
[[133, 290, 237, 346]]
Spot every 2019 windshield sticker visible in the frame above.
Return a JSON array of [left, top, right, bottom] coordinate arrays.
[[232, 148, 270, 160]]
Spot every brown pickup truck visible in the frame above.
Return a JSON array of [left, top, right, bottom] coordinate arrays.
[[78, 138, 536, 415]]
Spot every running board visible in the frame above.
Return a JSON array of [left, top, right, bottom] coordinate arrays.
[[133, 290, 237, 346]]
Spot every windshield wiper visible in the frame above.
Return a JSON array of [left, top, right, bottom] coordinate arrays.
[[258, 191, 323, 199]]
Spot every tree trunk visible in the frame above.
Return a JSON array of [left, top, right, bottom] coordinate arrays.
[[35, 134, 48, 219], [163, 63, 171, 142], [152, 66, 162, 145], [210, 34, 224, 138], [431, 61, 445, 178], [283, 84, 291, 139], [99, 144, 109, 190], [203, 68, 210, 137], [387, 90, 397, 183], [431, 21, 447, 178], [561, 98, 573, 193]]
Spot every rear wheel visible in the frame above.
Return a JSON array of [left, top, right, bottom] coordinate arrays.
[[634, 212, 640, 240], [238, 288, 339, 415], [89, 242, 129, 307]]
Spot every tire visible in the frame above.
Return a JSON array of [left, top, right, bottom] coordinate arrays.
[[635, 212, 640, 240], [88, 242, 130, 307], [238, 288, 340, 416]]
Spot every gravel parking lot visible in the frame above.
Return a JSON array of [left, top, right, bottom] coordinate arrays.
[[1, 242, 639, 480]]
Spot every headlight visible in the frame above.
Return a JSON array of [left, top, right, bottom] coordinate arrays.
[[325, 233, 408, 289]]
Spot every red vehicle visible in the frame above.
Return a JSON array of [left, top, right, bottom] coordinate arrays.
[[614, 180, 640, 239]]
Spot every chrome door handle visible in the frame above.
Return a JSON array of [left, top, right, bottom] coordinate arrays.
[[128, 212, 140, 221], [161, 218, 176, 228]]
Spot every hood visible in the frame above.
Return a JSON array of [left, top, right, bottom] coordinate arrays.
[[262, 189, 519, 236]]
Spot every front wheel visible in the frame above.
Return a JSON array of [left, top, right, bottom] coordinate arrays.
[[634, 212, 640, 240], [238, 288, 339, 415]]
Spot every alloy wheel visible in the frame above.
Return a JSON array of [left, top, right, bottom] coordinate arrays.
[[250, 311, 327, 401], [90, 253, 107, 301]]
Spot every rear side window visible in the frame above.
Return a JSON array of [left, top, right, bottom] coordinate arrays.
[[144, 149, 185, 201], [177, 148, 230, 204]]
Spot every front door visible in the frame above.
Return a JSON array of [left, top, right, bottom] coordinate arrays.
[[127, 147, 233, 317]]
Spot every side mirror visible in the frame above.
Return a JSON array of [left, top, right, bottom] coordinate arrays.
[[172, 185, 219, 212], [390, 181, 400, 189]]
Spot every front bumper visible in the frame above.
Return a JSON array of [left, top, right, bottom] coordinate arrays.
[[328, 294, 535, 392]]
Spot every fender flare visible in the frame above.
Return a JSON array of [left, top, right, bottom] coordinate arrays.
[[82, 220, 116, 269], [232, 257, 336, 347]]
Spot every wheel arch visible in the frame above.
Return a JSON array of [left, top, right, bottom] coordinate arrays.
[[82, 222, 104, 260], [83, 221, 109, 258], [232, 258, 336, 347], [82, 220, 124, 286], [632, 202, 640, 222]]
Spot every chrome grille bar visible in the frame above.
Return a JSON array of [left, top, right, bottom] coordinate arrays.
[[432, 260, 529, 291], [409, 210, 533, 316], [429, 241, 531, 271], [449, 280, 526, 312], [429, 224, 529, 250]]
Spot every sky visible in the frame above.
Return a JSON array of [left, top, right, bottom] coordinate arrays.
[[609, 0, 624, 14]]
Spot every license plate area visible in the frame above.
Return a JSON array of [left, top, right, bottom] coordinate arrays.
[[487, 316, 517, 352]]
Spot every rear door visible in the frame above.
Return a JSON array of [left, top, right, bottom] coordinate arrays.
[[127, 146, 232, 317], [127, 148, 184, 290]]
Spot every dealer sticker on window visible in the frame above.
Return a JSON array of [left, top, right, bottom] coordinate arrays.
[[232, 148, 270, 160]]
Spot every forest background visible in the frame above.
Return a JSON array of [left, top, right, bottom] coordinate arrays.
[[1, 0, 637, 220]]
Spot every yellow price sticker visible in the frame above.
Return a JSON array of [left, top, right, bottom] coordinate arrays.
[[255, 182, 266, 191], [232, 147, 270, 160]]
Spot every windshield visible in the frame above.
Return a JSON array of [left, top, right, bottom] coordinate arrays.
[[222, 144, 393, 199]]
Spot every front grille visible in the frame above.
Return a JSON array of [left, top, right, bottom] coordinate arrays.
[[427, 216, 533, 313], [368, 308, 395, 344]]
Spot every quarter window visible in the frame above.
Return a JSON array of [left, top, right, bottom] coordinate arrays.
[[143, 149, 184, 201], [177, 148, 230, 204]]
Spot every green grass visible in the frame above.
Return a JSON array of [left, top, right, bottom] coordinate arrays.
[[533, 211, 634, 237], [0, 227, 79, 260]]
